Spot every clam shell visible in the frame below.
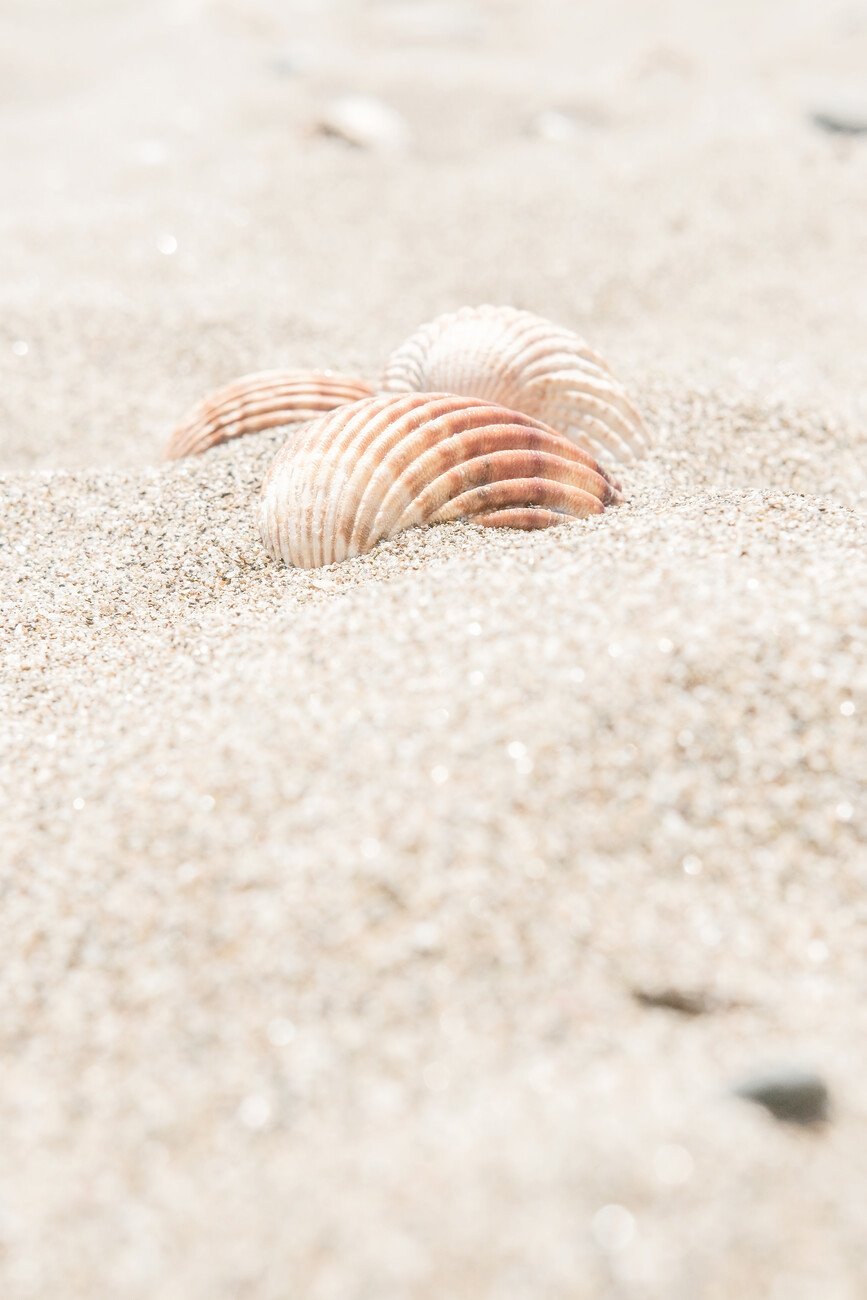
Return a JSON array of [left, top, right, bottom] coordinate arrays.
[[317, 95, 411, 153], [165, 369, 375, 460], [382, 305, 648, 463], [259, 392, 621, 568]]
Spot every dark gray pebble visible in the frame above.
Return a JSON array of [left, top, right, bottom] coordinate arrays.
[[811, 110, 867, 136], [633, 986, 714, 1016], [733, 1067, 830, 1126]]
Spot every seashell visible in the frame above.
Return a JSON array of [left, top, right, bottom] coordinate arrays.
[[259, 392, 621, 568], [530, 109, 580, 142], [317, 95, 411, 153], [382, 305, 648, 463], [165, 369, 375, 460]]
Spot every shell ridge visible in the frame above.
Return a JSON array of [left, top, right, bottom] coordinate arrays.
[[525, 379, 644, 459], [380, 305, 647, 465], [325, 395, 457, 563], [166, 369, 374, 459], [350, 399, 575, 552], [430, 477, 604, 523], [342, 396, 498, 556], [309, 395, 401, 566], [259, 390, 623, 569], [367, 419, 604, 541], [359, 409, 519, 545], [390, 447, 613, 534], [531, 368, 646, 429]]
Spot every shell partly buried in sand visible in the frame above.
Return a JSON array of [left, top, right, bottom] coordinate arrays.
[[259, 392, 621, 568], [382, 305, 648, 464], [165, 369, 375, 460]]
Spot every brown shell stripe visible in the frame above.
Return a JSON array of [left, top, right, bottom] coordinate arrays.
[[335, 399, 609, 563], [165, 370, 375, 459], [382, 305, 649, 464], [363, 421, 618, 543], [259, 392, 622, 569]]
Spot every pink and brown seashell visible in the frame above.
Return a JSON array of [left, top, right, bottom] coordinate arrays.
[[259, 392, 621, 568], [165, 369, 375, 460], [382, 305, 648, 464]]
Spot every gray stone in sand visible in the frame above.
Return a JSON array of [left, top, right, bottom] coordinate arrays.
[[732, 1067, 831, 1126], [811, 108, 867, 136]]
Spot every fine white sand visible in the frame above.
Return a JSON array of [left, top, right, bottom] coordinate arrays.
[[1, 2, 866, 1297]]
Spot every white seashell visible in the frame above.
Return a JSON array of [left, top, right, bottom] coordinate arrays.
[[382, 305, 648, 463], [530, 110, 580, 142], [317, 95, 411, 153], [165, 369, 375, 460], [259, 392, 621, 568]]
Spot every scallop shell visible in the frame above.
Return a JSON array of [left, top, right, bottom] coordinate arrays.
[[259, 392, 621, 568], [382, 305, 648, 463], [165, 369, 375, 460]]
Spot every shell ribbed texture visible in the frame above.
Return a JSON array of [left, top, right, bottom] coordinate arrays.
[[259, 392, 621, 568], [382, 305, 648, 464], [165, 369, 375, 460]]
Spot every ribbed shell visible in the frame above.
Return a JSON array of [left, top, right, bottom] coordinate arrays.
[[382, 305, 648, 463], [165, 369, 375, 460], [259, 392, 621, 568]]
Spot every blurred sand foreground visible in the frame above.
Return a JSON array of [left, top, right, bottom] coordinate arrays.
[[1, 1, 866, 1297]]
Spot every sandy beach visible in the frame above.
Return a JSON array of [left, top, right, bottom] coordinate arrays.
[[2, 1, 866, 1296]]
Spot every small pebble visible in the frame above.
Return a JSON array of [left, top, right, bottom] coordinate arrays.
[[531, 110, 578, 142], [811, 108, 867, 136], [633, 986, 717, 1016], [317, 96, 411, 153], [732, 1067, 830, 1125]]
